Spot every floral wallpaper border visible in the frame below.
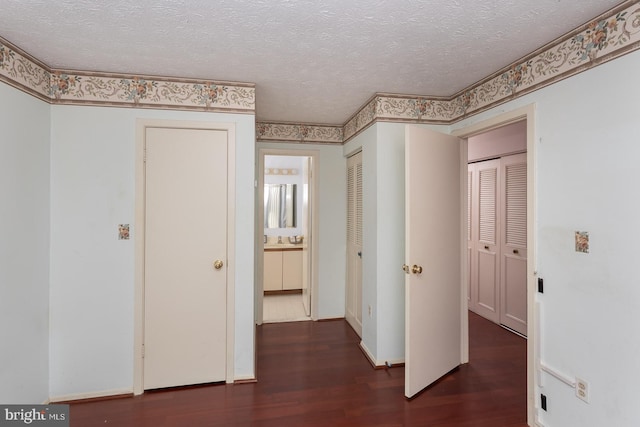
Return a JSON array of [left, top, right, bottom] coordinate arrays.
[[257, 1, 640, 144], [2, 1, 639, 144], [49, 71, 255, 112], [0, 38, 50, 101], [0, 37, 255, 113], [338, 0, 640, 143], [256, 122, 343, 144], [447, 0, 640, 122]]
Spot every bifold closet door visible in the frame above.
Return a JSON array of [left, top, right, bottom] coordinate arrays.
[[499, 153, 527, 336], [346, 151, 363, 337], [469, 159, 501, 324]]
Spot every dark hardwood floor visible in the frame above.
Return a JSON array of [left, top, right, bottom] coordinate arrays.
[[69, 312, 527, 426]]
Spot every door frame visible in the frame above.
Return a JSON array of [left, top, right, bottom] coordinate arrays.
[[256, 148, 319, 324], [452, 103, 537, 426], [133, 119, 236, 395]]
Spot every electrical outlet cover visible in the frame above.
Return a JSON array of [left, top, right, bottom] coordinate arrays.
[[576, 377, 589, 403]]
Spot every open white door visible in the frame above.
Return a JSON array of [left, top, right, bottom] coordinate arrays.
[[405, 125, 466, 398]]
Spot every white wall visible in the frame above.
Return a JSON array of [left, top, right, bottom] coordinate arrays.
[[49, 105, 255, 398], [374, 123, 407, 363], [344, 122, 448, 364], [452, 49, 640, 427], [344, 123, 407, 363], [0, 84, 50, 403], [257, 142, 346, 319]]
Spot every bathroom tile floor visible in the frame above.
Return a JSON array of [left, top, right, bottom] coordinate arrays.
[[263, 293, 310, 323]]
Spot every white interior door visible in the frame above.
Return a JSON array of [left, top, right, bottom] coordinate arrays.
[[405, 125, 465, 398], [144, 127, 228, 390], [500, 153, 528, 335], [346, 151, 363, 337]]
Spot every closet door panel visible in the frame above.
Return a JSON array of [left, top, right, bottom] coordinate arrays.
[[467, 169, 474, 307], [346, 151, 363, 337], [473, 160, 500, 323], [500, 153, 527, 335], [476, 250, 498, 320], [502, 254, 527, 331]]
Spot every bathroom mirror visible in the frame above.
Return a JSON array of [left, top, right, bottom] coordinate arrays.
[[264, 184, 297, 228]]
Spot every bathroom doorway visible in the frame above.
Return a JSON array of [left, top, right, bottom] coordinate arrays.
[[257, 150, 318, 324]]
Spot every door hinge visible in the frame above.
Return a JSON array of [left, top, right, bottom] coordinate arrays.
[[537, 277, 544, 294], [141, 344, 145, 358], [540, 393, 547, 411], [143, 148, 147, 163]]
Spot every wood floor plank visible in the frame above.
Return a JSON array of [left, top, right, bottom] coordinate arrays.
[[69, 312, 527, 426]]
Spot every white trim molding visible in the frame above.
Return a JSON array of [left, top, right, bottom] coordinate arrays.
[[49, 388, 133, 404]]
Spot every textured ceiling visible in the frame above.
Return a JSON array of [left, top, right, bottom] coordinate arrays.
[[0, 0, 624, 124]]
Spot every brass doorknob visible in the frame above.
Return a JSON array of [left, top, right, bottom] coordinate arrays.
[[402, 264, 410, 274], [213, 260, 224, 270], [411, 265, 423, 274]]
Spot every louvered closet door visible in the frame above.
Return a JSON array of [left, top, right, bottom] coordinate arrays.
[[346, 151, 363, 337], [472, 159, 501, 323], [500, 153, 527, 336]]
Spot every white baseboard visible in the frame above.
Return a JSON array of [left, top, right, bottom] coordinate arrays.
[[383, 357, 406, 367], [359, 341, 405, 368], [49, 388, 133, 403]]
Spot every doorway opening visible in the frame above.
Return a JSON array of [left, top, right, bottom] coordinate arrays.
[[453, 104, 536, 426], [467, 120, 528, 336], [257, 150, 318, 325]]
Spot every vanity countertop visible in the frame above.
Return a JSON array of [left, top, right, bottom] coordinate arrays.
[[264, 243, 306, 250]]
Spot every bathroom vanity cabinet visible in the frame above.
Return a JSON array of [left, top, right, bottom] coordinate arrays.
[[264, 247, 303, 292]]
